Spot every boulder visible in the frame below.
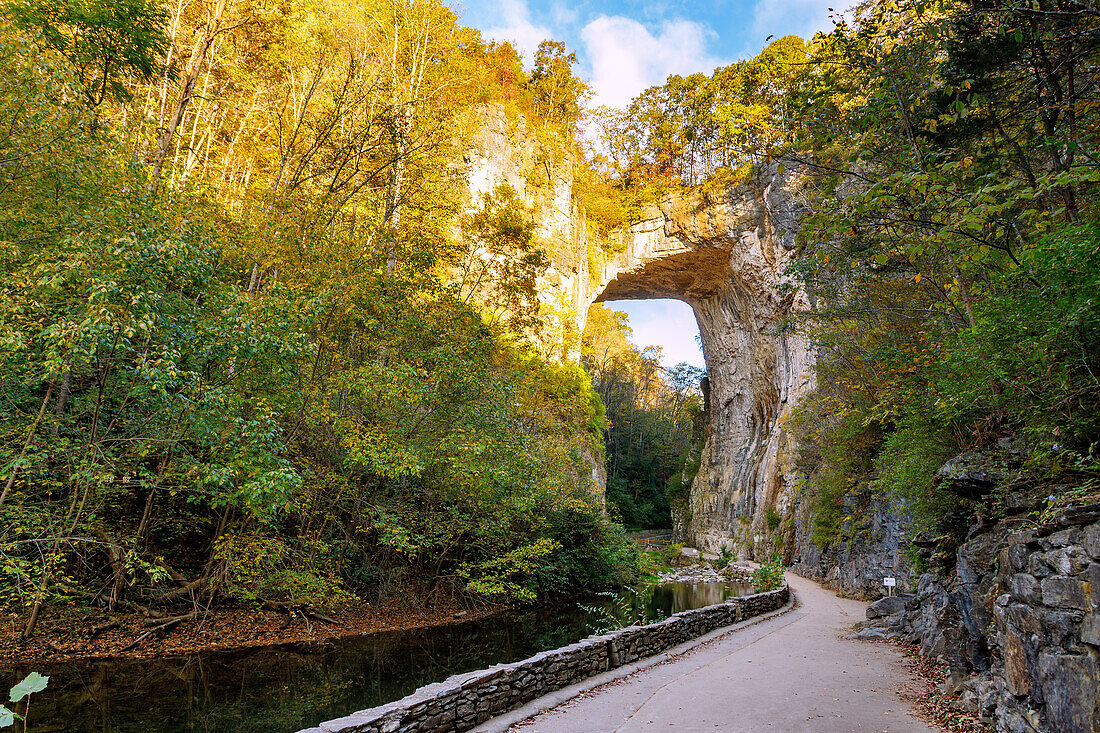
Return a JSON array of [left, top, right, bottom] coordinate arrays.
[[867, 594, 910, 619], [1041, 575, 1089, 610], [1080, 614, 1100, 646], [1003, 629, 1031, 697]]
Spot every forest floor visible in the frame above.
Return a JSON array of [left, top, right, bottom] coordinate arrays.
[[0, 597, 503, 665]]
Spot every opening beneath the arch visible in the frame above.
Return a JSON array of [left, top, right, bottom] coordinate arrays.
[[582, 298, 706, 533]]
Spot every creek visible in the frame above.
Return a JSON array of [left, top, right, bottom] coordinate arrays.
[[1, 580, 751, 732]]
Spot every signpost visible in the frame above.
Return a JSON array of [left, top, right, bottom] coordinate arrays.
[[883, 576, 896, 597]]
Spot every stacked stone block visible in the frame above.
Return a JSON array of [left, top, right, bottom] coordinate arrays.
[[991, 517, 1100, 733]]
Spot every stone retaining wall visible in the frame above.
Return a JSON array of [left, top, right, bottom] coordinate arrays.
[[899, 508, 1100, 732], [301, 586, 789, 733]]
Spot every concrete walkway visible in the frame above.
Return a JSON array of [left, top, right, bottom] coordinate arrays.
[[495, 574, 936, 733]]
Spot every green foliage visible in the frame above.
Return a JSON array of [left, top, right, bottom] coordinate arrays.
[[765, 507, 782, 531], [0, 2, 643, 637], [583, 305, 703, 529], [790, 404, 881, 549], [782, 0, 1100, 551], [592, 36, 809, 189], [1, 672, 48, 729], [535, 501, 642, 596], [939, 222, 1100, 449], [752, 554, 785, 593], [904, 543, 928, 577], [580, 583, 664, 634], [455, 182, 548, 335], [873, 418, 958, 532], [459, 537, 559, 603], [715, 542, 733, 570], [653, 543, 683, 570], [213, 534, 353, 612], [6, 0, 169, 105]]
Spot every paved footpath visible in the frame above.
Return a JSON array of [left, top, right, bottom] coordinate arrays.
[[497, 574, 936, 733]]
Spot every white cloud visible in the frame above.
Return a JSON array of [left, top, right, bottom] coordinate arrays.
[[580, 16, 725, 109], [483, 0, 553, 63], [746, 0, 838, 55], [550, 1, 579, 27]]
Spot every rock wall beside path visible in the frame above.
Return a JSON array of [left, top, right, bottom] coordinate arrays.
[[792, 488, 918, 600], [857, 504, 1100, 733], [299, 586, 788, 733]]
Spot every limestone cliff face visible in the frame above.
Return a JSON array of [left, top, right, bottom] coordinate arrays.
[[591, 167, 817, 555], [464, 105, 606, 491], [464, 104, 593, 352], [464, 107, 815, 553]]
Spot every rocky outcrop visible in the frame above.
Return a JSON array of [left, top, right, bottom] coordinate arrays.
[[465, 104, 592, 339], [792, 489, 919, 599], [856, 505, 1100, 733]]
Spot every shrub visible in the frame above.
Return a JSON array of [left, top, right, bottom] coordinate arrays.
[[212, 534, 353, 612], [752, 553, 785, 592], [873, 417, 958, 532], [655, 543, 683, 569], [715, 542, 733, 570]]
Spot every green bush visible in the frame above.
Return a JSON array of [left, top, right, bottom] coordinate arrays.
[[213, 534, 354, 612], [653, 542, 683, 569], [873, 417, 958, 532], [533, 503, 643, 597], [942, 222, 1100, 451], [752, 553, 785, 592], [715, 542, 734, 570]]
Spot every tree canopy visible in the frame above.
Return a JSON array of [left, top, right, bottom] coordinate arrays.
[[0, 0, 636, 641]]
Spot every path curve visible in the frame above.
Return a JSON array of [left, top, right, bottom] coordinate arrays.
[[492, 574, 935, 733]]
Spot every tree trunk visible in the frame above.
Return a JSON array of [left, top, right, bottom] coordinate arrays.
[[148, 0, 229, 195], [0, 382, 54, 508]]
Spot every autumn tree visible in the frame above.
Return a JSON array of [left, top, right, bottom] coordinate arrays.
[[529, 40, 591, 132]]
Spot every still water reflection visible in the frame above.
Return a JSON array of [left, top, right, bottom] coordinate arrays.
[[2, 581, 751, 732]]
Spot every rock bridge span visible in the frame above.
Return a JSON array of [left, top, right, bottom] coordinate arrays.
[[583, 168, 817, 555]]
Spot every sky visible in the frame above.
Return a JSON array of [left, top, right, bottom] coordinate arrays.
[[450, 0, 840, 368]]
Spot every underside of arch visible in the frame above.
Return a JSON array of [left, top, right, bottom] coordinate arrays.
[[593, 246, 733, 303]]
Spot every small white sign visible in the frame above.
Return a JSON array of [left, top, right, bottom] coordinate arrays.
[[883, 577, 896, 587]]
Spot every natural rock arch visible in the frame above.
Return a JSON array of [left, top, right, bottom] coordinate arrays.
[[464, 110, 814, 556], [584, 167, 816, 555]]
